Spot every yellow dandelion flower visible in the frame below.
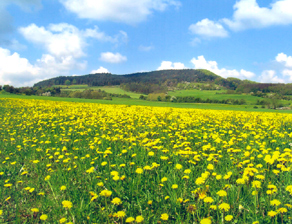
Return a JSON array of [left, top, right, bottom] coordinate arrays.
[[160, 213, 169, 220], [111, 197, 122, 205], [62, 200, 73, 209], [172, 184, 178, 189], [225, 215, 233, 221], [136, 216, 144, 223], [31, 208, 39, 213], [175, 164, 183, 170], [113, 175, 120, 181], [161, 177, 168, 182], [184, 169, 191, 174], [114, 211, 126, 218], [59, 218, 66, 223], [135, 168, 143, 174], [99, 190, 112, 197], [219, 203, 230, 212], [126, 217, 135, 223], [267, 210, 277, 217], [40, 214, 48, 220], [204, 197, 214, 203], [216, 190, 227, 197], [86, 167, 95, 173], [200, 217, 212, 224], [270, 199, 281, 206], [277, 207, 287, 213]]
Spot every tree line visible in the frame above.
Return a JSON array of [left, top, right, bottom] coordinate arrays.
[[0, 85, 61, 96]]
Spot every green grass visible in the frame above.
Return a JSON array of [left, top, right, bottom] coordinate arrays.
[[57, 85, 144, 99], [169, 89, 290, 106], [53, 85, 89, 89], [1, 94, 292, 113], [94, 86, 145, 99]]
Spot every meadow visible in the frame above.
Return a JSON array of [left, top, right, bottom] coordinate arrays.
[[55, 85, 145, 99], [54, 84, 291, 107], [1, 97, 292, 223]]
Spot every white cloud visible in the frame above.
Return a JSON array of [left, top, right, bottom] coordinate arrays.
[[84, 28, 128, 44], [19, 23, 127, 58], [223, 0, 292, 31], [139, 45, 154, 52], [59, 0, 181, 24], [157, 61, 186, 70], [99, 52, 127, 63], [0, 22, 127, 87], [20, 23, 86, 58], [283, 69, 292, 81], [90, 67, 110, 74], [274, 52, 292, 82], [275, 52, 292, 68], [190, 55, 255, 79], [0, 47, 39, 86], [0, 47, 87, 87], [189, 18, 228, 38], [259, 70, 285, 83]]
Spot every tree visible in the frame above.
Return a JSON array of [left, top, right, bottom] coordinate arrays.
[[65, 80, 71, 85], [72, 79, 77, 84]]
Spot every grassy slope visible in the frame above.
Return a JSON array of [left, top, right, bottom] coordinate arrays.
[[1, 94, 292, 113], [55, 85, 290, 106], [57, 85, 144, 99], [169, 89, 290, 105]]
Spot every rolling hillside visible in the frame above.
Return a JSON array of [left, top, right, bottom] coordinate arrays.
[[34, 69, 222, 87]]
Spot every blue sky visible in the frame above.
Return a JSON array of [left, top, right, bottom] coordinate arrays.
[[1, 0, 292, 87]]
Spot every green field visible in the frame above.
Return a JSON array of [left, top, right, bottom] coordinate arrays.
[[169, 89, 286, 105], [53, 84, 89, 89], [2, 97, 292, 223], [57, 85, 144, 99], [1, 94, 292, 113], [55, 85, 291, 106]]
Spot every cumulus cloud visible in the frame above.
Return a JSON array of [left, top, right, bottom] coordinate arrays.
[[90, 67, 110, 74], [283, 70, 292, 82], [20, 23, 87, 58], [190, 55, 255, 79], [19, 23, 126, 58], [275, 52, 292, 68], [274, 52, 292, 82], [222, 0, 292, 31], [259, 70, 284, 83], [0, 47, 87, 87], [0, 22, 125, 86], [59, 0, 181, 24], [189, 19, 228, 38], [157, 61, 186, 70], [0, 47, 39, 86], [99, 52, 127, 63]]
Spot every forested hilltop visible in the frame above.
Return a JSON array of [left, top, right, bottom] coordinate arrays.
[[34, 69, 218, 87], [33, 69, 252, 91]]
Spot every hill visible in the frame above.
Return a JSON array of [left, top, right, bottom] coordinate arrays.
[[34, 69, 235, 88]]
